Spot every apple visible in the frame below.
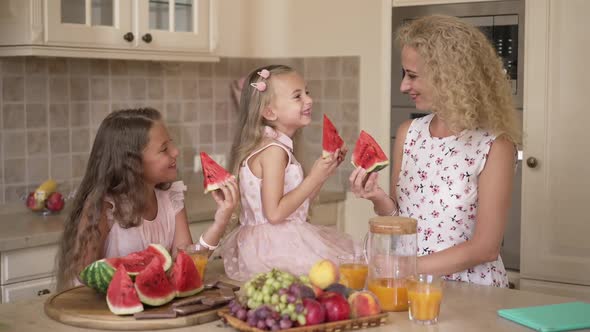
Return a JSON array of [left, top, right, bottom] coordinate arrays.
[[348, 290, 381, 318], [308, 259, 339, 289], [302, 298, 326, 326], [26, 192, 44, 211], [317, 291, 350, 322], [45, 192, 65, 212]]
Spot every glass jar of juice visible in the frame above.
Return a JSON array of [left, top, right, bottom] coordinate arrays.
[[364, 216, 417, 312]]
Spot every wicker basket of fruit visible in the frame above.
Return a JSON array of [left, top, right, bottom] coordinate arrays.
[[218, 261, 388, 331]]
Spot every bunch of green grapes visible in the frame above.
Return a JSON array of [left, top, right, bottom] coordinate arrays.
[[239, 269, 314, 327]]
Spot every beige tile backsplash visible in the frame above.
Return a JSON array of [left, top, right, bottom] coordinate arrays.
[[0, 56, 359, 203]]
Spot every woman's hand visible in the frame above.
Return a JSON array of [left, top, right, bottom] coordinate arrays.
[[349, 167, 386, 200], [212, 177, 239, 224]]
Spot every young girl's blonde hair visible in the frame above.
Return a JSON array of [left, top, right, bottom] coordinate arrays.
[[396, 14, 521, 145], [56, 108, 171, 291], [228, 64, 296, 174]]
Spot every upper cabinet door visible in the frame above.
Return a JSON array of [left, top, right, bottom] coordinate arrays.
[[45, 0, 133, 48], [136, 0, 214, 52]]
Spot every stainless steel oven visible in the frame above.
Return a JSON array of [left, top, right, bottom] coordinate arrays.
[[390, 0, 524, 272]]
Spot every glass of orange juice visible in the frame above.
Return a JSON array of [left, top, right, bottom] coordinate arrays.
[[338, 253, 368, 290], [177, 243, 209, 282], [407, 274, 443, 325]]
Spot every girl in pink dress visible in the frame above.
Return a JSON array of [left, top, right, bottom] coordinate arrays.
[[220, 65, 356, 281], [56, 108, 239, 291]]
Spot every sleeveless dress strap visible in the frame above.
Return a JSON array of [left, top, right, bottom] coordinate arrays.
[[243, 142, 293, 167]]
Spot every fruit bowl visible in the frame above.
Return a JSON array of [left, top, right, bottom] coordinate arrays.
[[218, 308, 388, 332], [23, 180, 70, 215]]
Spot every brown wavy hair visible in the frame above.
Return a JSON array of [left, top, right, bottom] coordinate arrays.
[[56, 108, 171, 290], [396, 15, 521, 145], [228, 64, 296, 175]]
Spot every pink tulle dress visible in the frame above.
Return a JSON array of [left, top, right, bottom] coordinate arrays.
[[220, 127, 355, 281], [103, 181, 187, 258]]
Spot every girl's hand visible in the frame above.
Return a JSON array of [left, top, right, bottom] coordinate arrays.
[[212, 177, 239, 224], [310, 152, 340, 182], [335, 147, 348, 167], [349, 167, 387, 201]]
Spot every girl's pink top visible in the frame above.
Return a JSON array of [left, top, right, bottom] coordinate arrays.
[[220, 126, 355, 281], [103, 181, 187, 258]]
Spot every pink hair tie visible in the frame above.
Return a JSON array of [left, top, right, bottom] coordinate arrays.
[[250, 82, 267, 92], [257, 69, 270, 79]]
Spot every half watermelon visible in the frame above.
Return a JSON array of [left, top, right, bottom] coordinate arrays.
[[322, 114, 344, 158], [201, 152, 232, 194], [351, 130, 389, 173], [106, 266, 144, 315], [169, 251, 204, 297], [79, 243, 172, 293], [134, 258, 177, 306]]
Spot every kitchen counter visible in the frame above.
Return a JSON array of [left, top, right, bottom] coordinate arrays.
[[0, 174, 345, 252], [0, 259, 583, 332]]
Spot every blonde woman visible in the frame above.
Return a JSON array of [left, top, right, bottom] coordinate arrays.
[[350, 15, 521, 287]]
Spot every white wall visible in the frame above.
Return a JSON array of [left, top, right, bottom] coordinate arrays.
[[217, 0, 393, 241]]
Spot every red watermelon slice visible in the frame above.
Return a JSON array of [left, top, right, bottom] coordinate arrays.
[[169, 251, 204, 297], [322, 114, 344, 158], [106, 266, 143, 315], [134, 259, 176, 306], [351, 130, 389, 173], [200, 152, 232, 194]]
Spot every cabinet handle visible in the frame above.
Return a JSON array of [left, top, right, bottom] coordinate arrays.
[[142, 33, 153, 43], [37, 289, 50, 296], [526, 157, 538, 168], [123, 32, 134, 42]]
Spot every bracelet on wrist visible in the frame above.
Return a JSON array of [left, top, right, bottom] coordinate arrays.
[[199, 235, 219, 250]]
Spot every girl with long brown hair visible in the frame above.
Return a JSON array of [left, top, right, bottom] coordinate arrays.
[[56, 108, 238, 291]]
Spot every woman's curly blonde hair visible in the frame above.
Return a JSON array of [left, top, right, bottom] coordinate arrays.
[[396, 14, 521, 145]]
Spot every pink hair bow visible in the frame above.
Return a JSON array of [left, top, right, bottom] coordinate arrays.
[[250, 82, 267, 92], [257, 69, 270, 79]]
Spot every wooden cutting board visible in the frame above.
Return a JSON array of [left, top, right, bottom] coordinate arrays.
[[44, 286, 232, 330]]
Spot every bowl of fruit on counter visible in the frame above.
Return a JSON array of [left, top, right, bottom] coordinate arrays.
[[25, 179, 67, 215], [218, 259, 388, 331]]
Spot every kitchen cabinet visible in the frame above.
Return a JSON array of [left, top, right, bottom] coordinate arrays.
[[0, 0, 218, 62], [520, 0, 590, 300], [0, 244, 58, 303]]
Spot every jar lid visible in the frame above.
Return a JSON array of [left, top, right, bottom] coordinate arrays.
[[369, 216, 417, 235]]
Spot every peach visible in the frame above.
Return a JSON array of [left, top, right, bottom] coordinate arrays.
[[308, 259, 339, 290], [348, 290, 381, 318]]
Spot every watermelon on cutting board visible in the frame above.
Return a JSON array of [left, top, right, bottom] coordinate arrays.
[[79, 243, 172, 293], [201, 152, 232, 194], [169, 251, 204, 297], [322, 114, 344, 158], [134, 258, 177, 306], [351, 130, 389, 173], [106, 266, 144, 315]]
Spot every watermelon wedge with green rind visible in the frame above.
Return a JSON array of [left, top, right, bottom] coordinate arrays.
[[135, 258, 176, 306], [200, 152, 232, 194], [351, 130, 389, 173], [322, 114, 344, 158], [79, 243, 172, 293], [106, 266, 144, 315], [169, 251, 204, 297]]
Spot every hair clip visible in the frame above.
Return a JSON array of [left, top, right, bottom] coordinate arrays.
[[257, 69, 270, 79], [250, 82, 267, 92]]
